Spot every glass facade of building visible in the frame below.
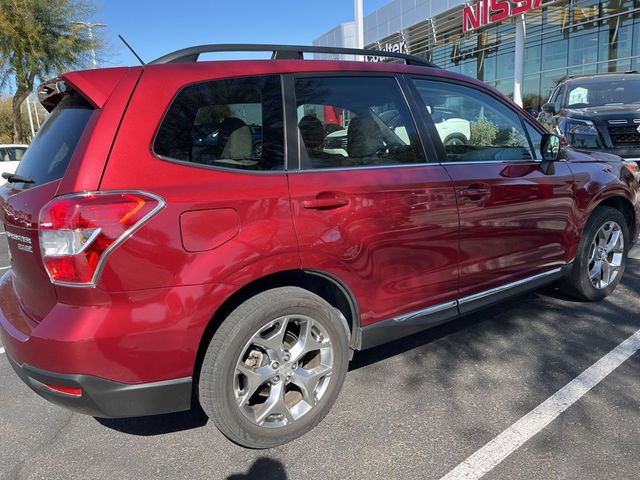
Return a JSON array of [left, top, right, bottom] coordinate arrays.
[[315, 1, 640, 116]]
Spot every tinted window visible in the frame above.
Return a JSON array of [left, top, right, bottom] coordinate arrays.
[[16, 92, 93, 185], [1, 147, 26, 162], [294, 77, 425, 169], [524, 121, 543, 160], [12, 147, 26, 161], [412, 79, 534, 163], [564, 77, 640, 108], [154, 76, 284, 171]]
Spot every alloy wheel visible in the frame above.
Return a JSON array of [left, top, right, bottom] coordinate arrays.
[[588, 220, 624, 289], [233, 315, 333, 428]]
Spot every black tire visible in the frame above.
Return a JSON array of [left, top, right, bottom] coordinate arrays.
[[559, 206, 630, 301], [198, 287, 350, 449], [444, 134, 468, 146]]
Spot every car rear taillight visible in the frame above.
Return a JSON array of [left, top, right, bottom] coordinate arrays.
[[38, 191, 164, 286]]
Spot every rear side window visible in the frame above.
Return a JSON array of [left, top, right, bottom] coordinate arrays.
[[154, 75, 284, 171], [294, 76, 425, 169], [16, 91, 93, 186]]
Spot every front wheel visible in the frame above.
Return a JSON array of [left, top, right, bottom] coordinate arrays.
[[444, 134, 467, 147], [198, 287, 350, 448], [559, 206, 629, 301]]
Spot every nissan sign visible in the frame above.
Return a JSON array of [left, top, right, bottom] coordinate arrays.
[[462, 0, 555, 33]]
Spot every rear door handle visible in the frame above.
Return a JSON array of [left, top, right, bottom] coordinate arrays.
[[458, 188, 491, 197], [303, 194, 350, 210], [457, 184, 491, 201]]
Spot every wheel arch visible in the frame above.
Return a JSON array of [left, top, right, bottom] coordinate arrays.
[[594, 195, 637, 238], [193, 269, 361, 384], [443, 132, 468, 145]]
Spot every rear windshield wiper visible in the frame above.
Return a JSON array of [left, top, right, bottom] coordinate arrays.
[[2, 172, 34, 184]]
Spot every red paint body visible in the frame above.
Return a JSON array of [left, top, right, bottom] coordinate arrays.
[[0, 60, 638, 394]]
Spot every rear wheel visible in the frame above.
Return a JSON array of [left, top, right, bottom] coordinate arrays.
[[559, 207, 629, 301], [198, 287, 350, 448]]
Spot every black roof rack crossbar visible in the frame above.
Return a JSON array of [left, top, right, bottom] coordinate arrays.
[[149, 44, 439, 68]]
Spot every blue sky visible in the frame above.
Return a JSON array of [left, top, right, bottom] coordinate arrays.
[[93, 1, 390, 67]]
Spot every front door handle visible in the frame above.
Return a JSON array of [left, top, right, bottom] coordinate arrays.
[[303, 193, 350, 210]]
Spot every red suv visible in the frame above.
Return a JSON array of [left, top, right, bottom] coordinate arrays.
[[1, 45, 638, 448]]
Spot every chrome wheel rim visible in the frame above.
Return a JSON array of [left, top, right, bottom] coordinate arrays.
[[234, 316, 333, 428], [588, 221, 624, 290]]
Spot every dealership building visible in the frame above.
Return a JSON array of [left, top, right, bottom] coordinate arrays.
[[313, 0, 640, 113]]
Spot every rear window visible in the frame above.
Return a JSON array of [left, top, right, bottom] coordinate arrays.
[[154, 75, 284, 171], [16, 91, 93, 186]]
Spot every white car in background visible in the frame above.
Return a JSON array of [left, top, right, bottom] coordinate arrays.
[[0, 144, 28, 177], [324, 108, 471, 156], [377, 108, 471, 146]]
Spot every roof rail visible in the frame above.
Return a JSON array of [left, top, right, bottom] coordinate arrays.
[[149, 44, 439, 68]]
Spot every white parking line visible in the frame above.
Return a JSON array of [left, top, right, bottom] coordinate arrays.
[[0, 267, 9, 271], [440, 328, 640, 480]]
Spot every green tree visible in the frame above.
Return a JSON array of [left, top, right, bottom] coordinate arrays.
[[0, 96, 14, 143], [0, 0, 103, 143], [470, 118, 498, 146]]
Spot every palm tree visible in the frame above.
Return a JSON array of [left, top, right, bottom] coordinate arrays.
[[0, 0, 103, 143]]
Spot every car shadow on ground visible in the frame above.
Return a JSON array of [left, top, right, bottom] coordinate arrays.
[[95, 394, 208, 435], [226, 458, 287, 480], [348, 283, 585, 372]]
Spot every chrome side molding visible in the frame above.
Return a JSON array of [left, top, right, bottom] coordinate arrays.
[[458, 267, 563, 305], [393, 300, 458, 323], [362, 266, 566, 350]]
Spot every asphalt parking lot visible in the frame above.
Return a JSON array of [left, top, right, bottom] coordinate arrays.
[[1, 226, 639, 480]]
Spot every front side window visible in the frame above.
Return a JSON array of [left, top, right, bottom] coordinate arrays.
[[154, 75, 284, 171], [294, 76, 425, 169], [412, 79, 534, 163]]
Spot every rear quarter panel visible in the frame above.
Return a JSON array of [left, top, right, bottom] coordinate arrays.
[[97, 65, 300, 293]]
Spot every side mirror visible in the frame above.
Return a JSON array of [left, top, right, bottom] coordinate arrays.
[[540, 133, 561, 175], [541, 133, 561, 161], [541, 102, 557, 115]]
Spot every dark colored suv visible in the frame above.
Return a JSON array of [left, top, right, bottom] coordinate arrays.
[[1, 45, 638, 448], [538, 72, 640, 163]]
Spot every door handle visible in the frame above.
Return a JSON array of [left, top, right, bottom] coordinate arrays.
[[458, 184, 491, 201], [303, 194, 350, 210]]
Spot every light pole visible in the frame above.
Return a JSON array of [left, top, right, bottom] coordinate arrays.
[[513, 14, 526, 107], [73, 22, 107, 69], [354, 0, 364, 60]]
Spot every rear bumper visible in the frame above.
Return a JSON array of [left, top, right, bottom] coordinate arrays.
[[6, 353, 192, 418], [0, 270, 237, 416]]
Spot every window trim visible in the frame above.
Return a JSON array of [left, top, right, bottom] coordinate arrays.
[[556, 83, 567, 111], [408, 76, 543, 165], [287, 72, 430, 172], [150, 74, 287, 176]]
